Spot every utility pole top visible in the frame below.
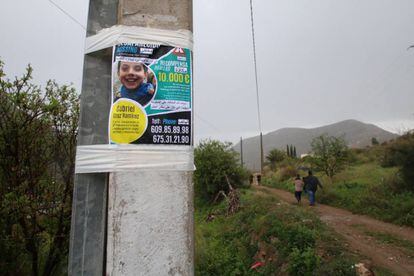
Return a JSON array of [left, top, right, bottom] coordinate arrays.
[[118, 0, 192, 30]]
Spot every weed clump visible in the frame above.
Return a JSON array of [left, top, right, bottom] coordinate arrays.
[[288, 247, 320, 276]]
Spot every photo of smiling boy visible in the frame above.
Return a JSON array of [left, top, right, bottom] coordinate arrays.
[[114, 61, 155, 106]]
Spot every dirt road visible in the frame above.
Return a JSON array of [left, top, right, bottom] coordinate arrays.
[[255, 186, 414, 276]]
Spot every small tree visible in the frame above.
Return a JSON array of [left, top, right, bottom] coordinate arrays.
[[293, 146, 297, 158], [0, 60, 79, 275], [266, 148, 286, 170], [371, 137, 379, 146], [194, 140, 248, 203], [310, 134, 349, 182]]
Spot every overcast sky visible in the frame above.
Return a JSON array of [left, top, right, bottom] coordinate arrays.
[[1, 0, 414, 144]]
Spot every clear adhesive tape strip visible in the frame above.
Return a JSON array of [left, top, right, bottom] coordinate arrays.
[[75, 144, 195, 173], [85, 25, 194, 54]]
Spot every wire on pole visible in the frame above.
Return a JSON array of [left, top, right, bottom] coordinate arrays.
[[47, 0, 87, 31], [249, 0, 263, 134], [249, 0, 264, 174]]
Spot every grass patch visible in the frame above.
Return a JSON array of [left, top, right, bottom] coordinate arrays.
[[364, 231, 414, 256], [262, 175, 294, 192], [333, 163, 396, 186], [195, 189, 359, 275], [264, 162, 414, 227]]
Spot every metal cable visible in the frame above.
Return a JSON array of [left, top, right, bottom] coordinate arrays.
[[47, 0, 86, 30], [195, 114, 223, 134], [249, 0, 263, 133]]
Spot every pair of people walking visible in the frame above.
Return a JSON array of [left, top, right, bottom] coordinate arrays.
[[293, 171, 323, 206]]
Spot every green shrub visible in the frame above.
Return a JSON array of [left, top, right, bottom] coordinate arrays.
[[278, 166, 298, 182], [381, 148, 398, 167], [0, 61, 79, 275], [194, 140, 249, 203], [382, 133, 414, 191], [288, 247, 320, 276], [195, 240, 250, 276], [266, 148, 287, 170], [347, 149, 361, 164]]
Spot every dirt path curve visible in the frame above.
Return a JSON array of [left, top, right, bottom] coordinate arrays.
[[255, 186, 414, 276]]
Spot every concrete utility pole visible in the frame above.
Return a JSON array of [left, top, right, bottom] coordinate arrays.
[[69, 0, 194, 275], [240, 136, 244, 167], [68, 1, 118, 275], [260, 132, 264, 174]]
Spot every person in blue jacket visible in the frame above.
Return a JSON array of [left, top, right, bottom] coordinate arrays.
[[115, 61, 155, 106]]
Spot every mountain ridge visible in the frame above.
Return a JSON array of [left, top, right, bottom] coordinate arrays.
[[234, 119, 398, 171]]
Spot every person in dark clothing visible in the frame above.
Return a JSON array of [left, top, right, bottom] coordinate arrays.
[[303, 170, 323, 206]]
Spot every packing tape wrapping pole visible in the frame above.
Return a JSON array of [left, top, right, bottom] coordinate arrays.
[[85, 25, 193, 54], [75, 25, 195, 173], [75, 145, 195, 173]]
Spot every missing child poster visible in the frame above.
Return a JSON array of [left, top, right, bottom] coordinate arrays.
[[109, 43, 192, 145]]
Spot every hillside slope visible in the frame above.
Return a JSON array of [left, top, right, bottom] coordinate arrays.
[[256, 186, 414, 275]]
